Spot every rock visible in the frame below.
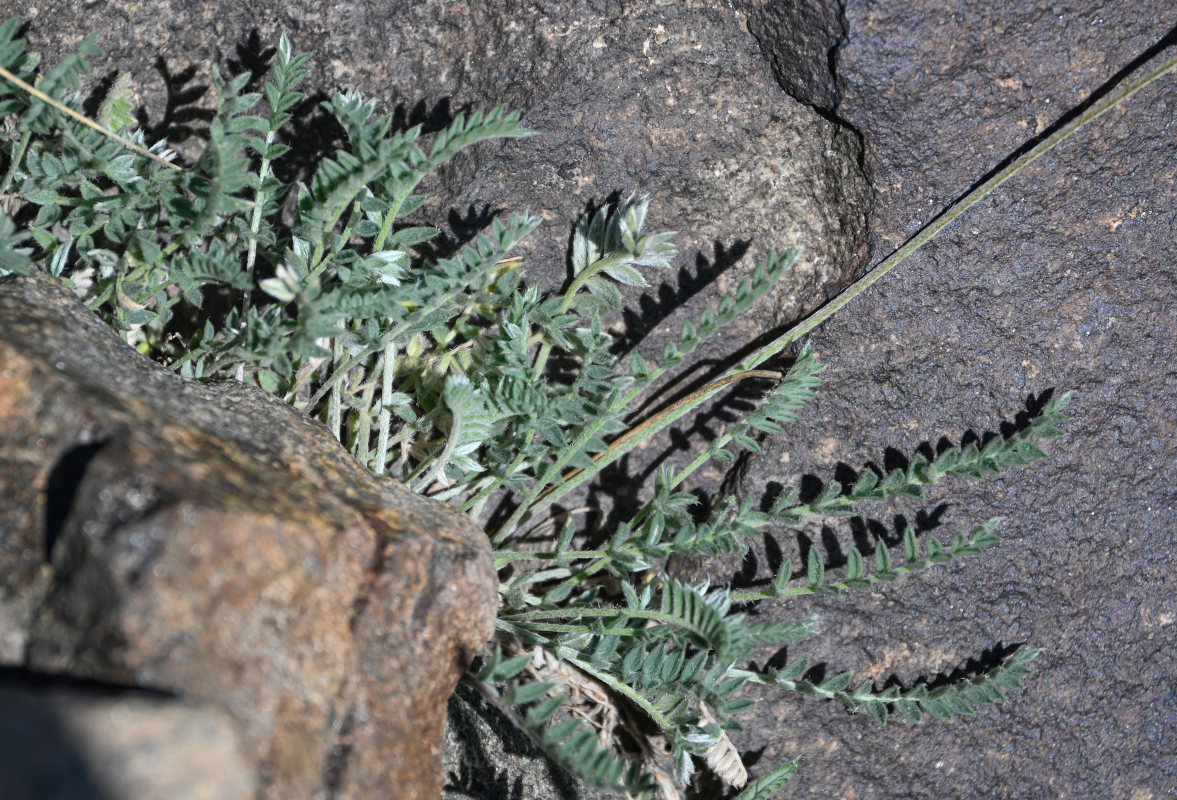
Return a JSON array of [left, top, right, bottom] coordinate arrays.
[[0, 679, 253, 800], [716, 2, 1177, 799], [6, 3, 871, 796], [736, 0, 847, 112], [13, 0, 869, 407], [0, 271, 497, 799], [35, 3, 1172, 798], [441, 682, 617, 800]]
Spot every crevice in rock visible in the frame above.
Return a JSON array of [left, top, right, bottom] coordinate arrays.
[[320, 703, 356, 798], [823, 0, 867, 170], [348, 528, 389, 636], [43, 440, 108, 564], [738, 0, 867, 169], [0, 664, 177, 697]]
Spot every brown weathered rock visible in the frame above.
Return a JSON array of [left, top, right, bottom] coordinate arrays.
[[0, 271, 497, 799]]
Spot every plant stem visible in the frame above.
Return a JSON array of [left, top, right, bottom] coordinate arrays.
[[0, 130, 30, 198], [498, 46, 1177, 533], [236, 132, 277, 381], [494, 549, 606, 567], [0, 66, 180, 172], [492, 369, 779, 542], [373, 343, 396, 475], [530, 252, 629, 380], [328, 337, 344, 440], [734, 47, 1177, 375]]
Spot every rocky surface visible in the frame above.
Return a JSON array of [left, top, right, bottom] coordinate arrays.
[[0, 272, 497, 799], [3, 0, 1175, 798], [717, 3, 1177, 799], [14, 0, 870, 395], [442, 682, 615, 800], [0, 679, 253, 800], [8, 2, 872, 796]]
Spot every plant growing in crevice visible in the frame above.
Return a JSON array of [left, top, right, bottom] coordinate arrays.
[[2, 20, 1173, 798]]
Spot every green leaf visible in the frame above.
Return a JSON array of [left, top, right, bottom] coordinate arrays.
[[920, 696, 952, 720], [0, 214, 33, 276], [259, 276, 296, 302], [506, 680, 555, 706], [865, 699, 888, 725], [658, 577, 731, 656], [846, 547, 863, 581], [733, 761, 798, 800], [895, 698, 922, 722], [939, 692, 975, 716], [807, 548, 824, 587], [776, 654, 811, 684], [389, 225, 441, 248], [526, 695, 564, 727], [819, 671, 852, 694], [257, 369, 282, 394], [903, 525, 919, 563], [600, 260, 647, 287], [482, 652, 532, 682]]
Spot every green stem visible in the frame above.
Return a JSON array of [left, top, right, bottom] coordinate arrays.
[[372, 186, 414, 252], [734, 47, 1177, 376], [503, 606, 703, 635], [236, 132, 277, 381], [0, 130, 31, 197], [726, 667, 818, 696], [0, 66, 180, 172], [328, 337, 344, 440], [511, 621, 644, 637], [304, 275, 500, 413], [561, 253, 627, 311], [351, 361, 377, 462], [529, 252, 628, 382], [373, 342, 396, 475], [462, 434, 534, 513], [494, 549, 607, 567], [729, 585, 823, 604]]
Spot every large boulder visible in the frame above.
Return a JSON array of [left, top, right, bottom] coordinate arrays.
[[7, 2, 872, 796], [14, 0, 869, 384], [718, 2, 1177, 799], [0, 272, 497, 799]]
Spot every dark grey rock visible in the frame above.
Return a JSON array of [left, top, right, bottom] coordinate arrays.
[[441, 682, 616, 800], [712, 2, 1177, 798], [6, 1, 1171, 798], [14, 0, 870, 391], [5, 3, 870, 796], [736, 0, 847, 112]]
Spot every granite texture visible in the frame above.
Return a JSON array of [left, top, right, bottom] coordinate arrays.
[[2, 0, 1174, 797], [709, 3, 1177, 799], [0, 272, 497, 799]]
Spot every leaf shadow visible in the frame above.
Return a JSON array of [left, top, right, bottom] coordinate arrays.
[[729, 389, 1060, 592], [444, 681, 586, 800]]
